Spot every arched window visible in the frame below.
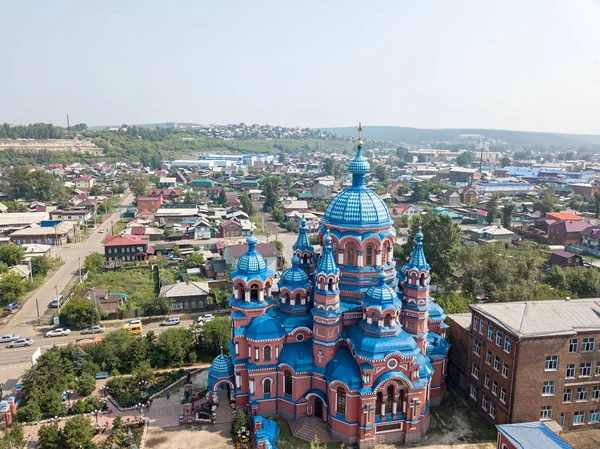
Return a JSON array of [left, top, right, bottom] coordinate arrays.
[[263, 345, 271, 362], [384, 314, 391, 327], [336, 387, 346, 415], [420, 273, 425, 287], [250, 284, 259, 301], [328, 278, 334, 292], [346, 245, 355, 265], [284, 370, 293, 395], [383, 242, 390, 265], [365, 244, 373, 266], [303, 254, 308, 265], [385, 385, 395, 414], [283, 293, 289, 304], [397, 390, 405, 411], [376, 392, 383, 415], [264, 378, 272, 394], [296, 293, 301, 303]]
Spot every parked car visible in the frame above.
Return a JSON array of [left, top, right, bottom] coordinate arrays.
[[161, 316, 181, 326], [197, 314, 214, 325], [0, 334, 20, 343], [126, 319, 142, 326], [50, 294, 64, 308], [8, 338, 33, 348], [81, 325, 105, 335], [5, 302, 19, 311], [45, 328, 71, 338]]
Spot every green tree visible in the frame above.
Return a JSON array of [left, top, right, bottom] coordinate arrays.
[[288, 189, 299, 198], [499, 156, 511, 167], [129, 174, 149, 198], [312, 200, 327, 212], [156, 328, 193, 366], [593, 192, 600, 219], [31, 256, 53, 277], [76, 373, 96, 397], [88, 184, 103, 196], [538, 188, 558, 214], [435, 292, 474, 314], [16, 400, 41, 422], [271, 207, 284, 223], [207, 289, 230, 310], [132, 360, 155, 384], [374, 165, 387, 182], [401, 214, 461, 281], [218, 188, 227, 205], [486, 194, 500, 225], [323, 158, 336, 176], [261, 176, 282, 212], [38, 423, 62, 449], [501, 203, 515, 228], [239, 192, 256, 216], [85, 330, 140, 373], [0, 272, 26, 305], [1, 422, 25, 448], [83, 253, 104, 273], [0, 244, 25, 266], [142, 295, 172, 317], [202, 316, 231, 355], [62, 415, 95, 449], [59, 296, 103, 329], [186, 252, 205, 269]]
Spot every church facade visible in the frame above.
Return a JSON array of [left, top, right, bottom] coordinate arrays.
[[209, 136, 450, 447]]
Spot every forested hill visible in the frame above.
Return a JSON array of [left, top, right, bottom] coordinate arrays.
[[322, 125, 600, 147]]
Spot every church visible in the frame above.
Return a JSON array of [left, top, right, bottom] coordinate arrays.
[[208, 131, 450, 447]]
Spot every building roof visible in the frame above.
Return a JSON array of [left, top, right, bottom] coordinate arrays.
[[548, 221, 590, 233], [104, 234, 146, 247], [447, 313, 472, 330], [229, 241, 277, 259], [470, 298, 600, 338], [10, 221, 76, 236], [159, 280, 209, 298], [496, 422, 573, 449], [245, 314, 285, 340], [0, 212, 49, 227], [546, 212, 583, 221]]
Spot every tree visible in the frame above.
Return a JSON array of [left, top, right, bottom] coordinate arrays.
[[499, 156, 511, 167], [83, 253, 104, 273], [218, 189, 227, 205], [16, 400, 41, 422], [88, 184, 103, 196], [312, 200, 327, 212], [374, 165, 387, 182], [239, 192, 256, 216], [486, 194, 500, 225], [323, 158, 336, 176], [129, 174, 149, 198], [186, 252, 205, 268], [0, 272, 26, 305], [156, 328, 193, 366], [132, 360, 155, 384], [38, 423, 62, 449], [62, 415, 95, 449], [31, 256, 53, 277], [593, 192, 600, 219], [261, 176, 282, 212], [207, 289, 230, 310], [0, 244, 25, 266], [76, 373, 96, 397], [434, 292, 474, 314], [538, 188, 558, 214], [203, 316, 231, 355], [172, 245, 182, 258], [142, 295, 172, 317], [502, 203, 515, 229], [1, 422, 25, 448], [59, 296, 103, 329], [271, 207, 284, 223], [401, 214, 461, 281], [288, 189, 299, 198]]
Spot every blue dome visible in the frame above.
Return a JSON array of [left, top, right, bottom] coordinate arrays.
[[279, 255, 309, 285], [315, 231, 339, 276], [348, 323, 420, 360], [323, 187, 392, 229], [209, 349, 233, 377], [233, 233, 269, 279], [245, 315, 285, 341], [362, 270, 401, 311]]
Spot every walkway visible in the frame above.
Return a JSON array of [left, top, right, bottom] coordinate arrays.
[[214, 389, 234, 424]]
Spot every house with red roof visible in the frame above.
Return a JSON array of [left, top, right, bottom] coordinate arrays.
[[75, 175, 94, 191], [137, 196, 163, 214], [104, 234, 151, 262], [548, 220, 591, 246], [389, 204, 420, 217], [219, 219, 243, 238]]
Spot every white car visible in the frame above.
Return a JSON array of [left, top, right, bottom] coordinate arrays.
[[81, 325, 105, 335], [45, 328, 71, 338], [126, 319, 142, 326], [197, 314, 214, 325], [0, 334, 20, 343], [8, 338, 33, 348], [160, 316, 181, 326]]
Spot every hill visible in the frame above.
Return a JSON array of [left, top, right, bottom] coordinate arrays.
[[322, 126, 600, 147]]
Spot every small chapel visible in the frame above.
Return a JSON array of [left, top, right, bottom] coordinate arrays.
[[209, 128, 450, 447]]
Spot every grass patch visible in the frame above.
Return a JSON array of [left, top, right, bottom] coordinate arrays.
[[113, 219, 132, 235]]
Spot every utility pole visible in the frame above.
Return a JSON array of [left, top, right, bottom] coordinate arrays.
[[35, 298, 40, 325], [66, 114, 70, 133], [92, 288, 96, 328], [78, 256, 82, 282], [111, 220, 115, 236]]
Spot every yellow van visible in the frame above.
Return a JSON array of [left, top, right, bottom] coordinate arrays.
[[121, 320, 143, 335]]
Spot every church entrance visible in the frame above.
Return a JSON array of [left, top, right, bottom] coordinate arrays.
[[315, 397, 323, 419]]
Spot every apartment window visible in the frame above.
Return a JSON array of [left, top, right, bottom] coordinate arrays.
[[492, 381, 498, 396], [484, 374, 491, 389], [569, 338, 579, 353], [563, 388, 572, 403], [580, 362, 592, 377], [496, 330, 502, 347], [502, 362, 509, 378], [479, 320, 484, 334], [471, 363, 480, 379], [560, 413, 566, 426], [494, 355, 500, 371], [593, 386, 600, 400], [485, 350, 492, 365], [489, 401, 496, 419], [474, 339, 481, 356], [589, 410, 600, 424], [488, 326, 494, 341], [540, 405, 553, 420], [583, 337, 595, 353], [482, 395, 488, 411], [470, 385, 478, 400], [545, 355, 558, 371], [596, 362, 600, 376], [577, 387, 588, 402], [504, 336, 511, 354], [542, 381, 555, 396], [573, 411, 585, 425], [566, 364, 576, 379], [473, 318, 478, 331]]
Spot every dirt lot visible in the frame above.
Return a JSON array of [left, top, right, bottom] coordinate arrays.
[[561, 428, 600, 449], [144, 424, 234, 449]]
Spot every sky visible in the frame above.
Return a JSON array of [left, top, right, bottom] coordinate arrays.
[[3, 0, 600, 134]]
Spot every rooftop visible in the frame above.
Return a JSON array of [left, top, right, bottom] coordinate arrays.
[[104, 234, 147, 247], [496, 421, 573, 449], [159, 281, 209, 298], [470, 298, 600, 338]]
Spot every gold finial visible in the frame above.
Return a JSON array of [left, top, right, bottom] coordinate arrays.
[[357, 122, 363, 146]]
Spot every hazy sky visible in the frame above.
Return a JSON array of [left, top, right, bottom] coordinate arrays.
[[3, 0, 600, 134]]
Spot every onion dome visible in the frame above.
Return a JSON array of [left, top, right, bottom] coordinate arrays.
[[232, 233, 272, 281], [245, 315, 285, 341], [348, 323, 420, 360], [405, 228, 430, 272], [279, 255, 310, 287], [427, 300, 447, 322], [315, 231, 339, 276], [322, 142, 392, 229], [292, 216, 313, 253], [362, 270, 401, 312], [208, 348, 233, 378]]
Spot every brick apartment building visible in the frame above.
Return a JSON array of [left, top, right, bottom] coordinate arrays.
[[448, 299, 600, 431]]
